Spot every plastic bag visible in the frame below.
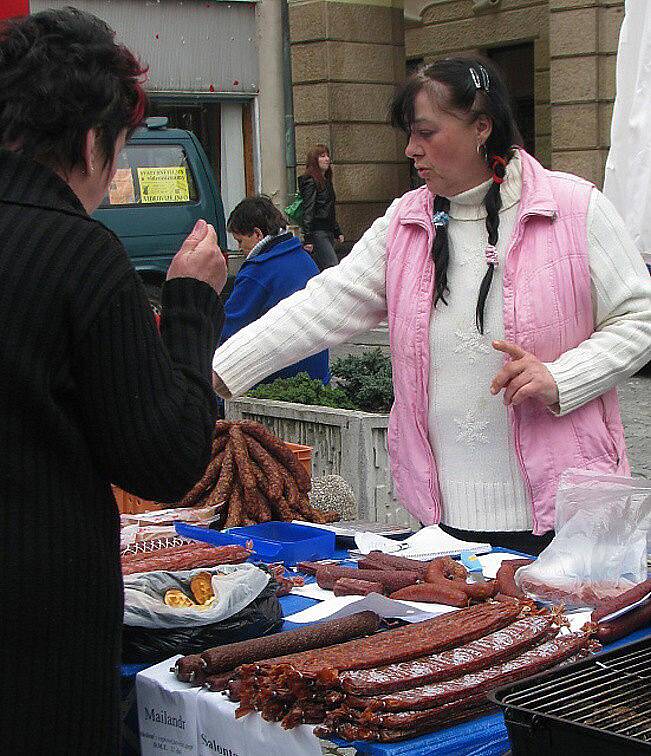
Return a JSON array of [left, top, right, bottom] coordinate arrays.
[[120, 503, 223, 550], [123, 562, 270, 629], [515, 469, 651, 609], [122, 578, 282, 664], [283, 193, 303, 226]]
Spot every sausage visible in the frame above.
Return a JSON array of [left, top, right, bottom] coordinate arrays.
[[339, 615, 554, 696], [174, 654, 207, 683], [594, 602, 651, 644], [322, 701, 495, 742], [358, 551, 430, 578], [458, 579, 499, 601], [389, 582, 468, 607], [316, 566, 420, 593], [239, 420, 312, 492], [425, 556, 467, 583], [258, 602, 520, 678], [211, 444, 235, 505], [200, 611, 381, 673], [229, 425, 257, 499], [223, 482, 245, 528], [333, 578, 385, 597], [203, 670, 237, 691], [346, 633, 589, 716], [495, 559, 533, 598], [591, 578, 651, 623], [244, 435, 284, 501]]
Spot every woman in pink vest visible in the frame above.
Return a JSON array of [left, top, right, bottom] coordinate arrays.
[[213, 57, 651, 555]]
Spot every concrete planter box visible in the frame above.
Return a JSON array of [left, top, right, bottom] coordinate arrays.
[[225, 397, 418, 528]]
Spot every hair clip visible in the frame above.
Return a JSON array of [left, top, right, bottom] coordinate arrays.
[[433, 210, 450, 227], [478, 65, 490, 92], [469, 67, 482, 90], [485, 244, 498, 267]]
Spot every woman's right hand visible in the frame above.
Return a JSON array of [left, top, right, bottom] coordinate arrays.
[[167, 219, 227, 294], [304, 243, 314, 253]]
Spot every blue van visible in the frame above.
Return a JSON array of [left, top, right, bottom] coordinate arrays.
[[93, 118, 228, 309]]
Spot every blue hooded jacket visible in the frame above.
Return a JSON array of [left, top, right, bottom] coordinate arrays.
[[220, 232, 330, 386]]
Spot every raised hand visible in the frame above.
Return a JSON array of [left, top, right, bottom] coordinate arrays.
[[490, 340, 559, 408], [167, 219, 227, 294]]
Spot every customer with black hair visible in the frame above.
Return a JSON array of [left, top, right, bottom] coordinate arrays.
[[222, 195, 329, 385], [0, 8, 226, 753], [214, 56, 651, 555]]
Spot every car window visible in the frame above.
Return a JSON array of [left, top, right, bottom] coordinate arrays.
[[100, 144, 199, 208]]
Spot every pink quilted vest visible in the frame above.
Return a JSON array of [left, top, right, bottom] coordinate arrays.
[[385, 149, 629, 534]]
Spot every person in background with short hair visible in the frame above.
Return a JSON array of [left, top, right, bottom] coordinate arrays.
[[222, 195, 329, 386], [299, 144, 344, 270], [214, 56, 651, 557], [0, 9, 227, 752]]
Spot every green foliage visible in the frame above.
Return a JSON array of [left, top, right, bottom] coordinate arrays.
[[247, 372, 356, 410], [246, 350, 394, 414], [331, 348, 394, 413]]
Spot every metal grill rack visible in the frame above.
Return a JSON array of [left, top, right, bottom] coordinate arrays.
[[491, 637, 651, 755]]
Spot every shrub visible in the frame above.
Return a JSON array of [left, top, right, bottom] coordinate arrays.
[[246, 350, 394, 413], [331, 348, 394, 413], [247, 372, 356, 409]]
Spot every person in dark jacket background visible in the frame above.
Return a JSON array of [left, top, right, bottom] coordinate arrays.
[[0, 9, 226, 754], [221, 195, 329, 385], [298, 144, 344, 270]]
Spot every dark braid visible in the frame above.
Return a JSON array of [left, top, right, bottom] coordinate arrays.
[[432, 195, 452, 306], [476, 156, 507, 333]]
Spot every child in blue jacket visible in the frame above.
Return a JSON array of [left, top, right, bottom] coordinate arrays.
[[221, 195, 330, 386]]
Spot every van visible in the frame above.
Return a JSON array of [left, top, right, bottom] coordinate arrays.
[[93, 117, 228, 310]]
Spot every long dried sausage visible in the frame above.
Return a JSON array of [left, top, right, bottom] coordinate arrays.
[[339, 615, 554, 696], [594, 602, 651, 643], [358, 551, 429, 578], [333, 578, 385, 597], [239, 420, 312, 492], [389, 582, 468, 607], [495, 559, 533, 598], [346, 634, 589, 716], [316, 566, 420, 593], [199, 611, 381, 673], [261, 602, 520, 678], [591, 578, 651, 623], [244, 436, 284, 500], [229, 425, 257, 499]]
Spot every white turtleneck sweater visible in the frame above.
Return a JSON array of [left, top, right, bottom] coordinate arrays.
[[213, 153, 651, 532]]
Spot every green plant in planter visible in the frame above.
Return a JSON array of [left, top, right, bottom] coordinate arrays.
[[331, 348, 394, 413], [247, 372, 356, 409], [246, 350, 394, 413]]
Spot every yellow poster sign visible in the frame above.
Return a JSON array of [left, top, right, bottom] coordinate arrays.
[[137, 166, 190, 204]]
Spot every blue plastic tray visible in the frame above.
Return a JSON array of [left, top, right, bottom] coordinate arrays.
[[229, 521, 336, 565], [175, 520, 335, 565]]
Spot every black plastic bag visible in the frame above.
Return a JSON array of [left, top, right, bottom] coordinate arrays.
[[122, 578, 283, 664]]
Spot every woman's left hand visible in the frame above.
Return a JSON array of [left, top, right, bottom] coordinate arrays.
[[337, 235, 344, 244], [490, 340, 559, 408]]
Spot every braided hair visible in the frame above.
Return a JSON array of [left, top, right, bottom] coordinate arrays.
[[390, 56, 523, 333]]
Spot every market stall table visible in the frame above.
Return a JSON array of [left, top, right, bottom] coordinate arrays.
[[121, 547, 651, 756]]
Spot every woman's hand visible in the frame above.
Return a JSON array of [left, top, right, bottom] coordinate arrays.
[[167, 219, 227, 294], [490, 340, 559, 408], [337, 235, 345, 244], [304, 243, 314, 253]]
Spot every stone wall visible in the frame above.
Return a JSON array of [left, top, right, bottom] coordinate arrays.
[[289, 0, 410, 243], [549, 0, 624, 185]]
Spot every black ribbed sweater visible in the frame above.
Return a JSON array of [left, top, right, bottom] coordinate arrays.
[[0, 150, 223, 754]]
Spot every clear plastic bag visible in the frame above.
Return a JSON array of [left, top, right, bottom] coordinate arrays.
[[515, 469, 651, 610], [123, 562, 270, 629], [119, 503, 223, 550]]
